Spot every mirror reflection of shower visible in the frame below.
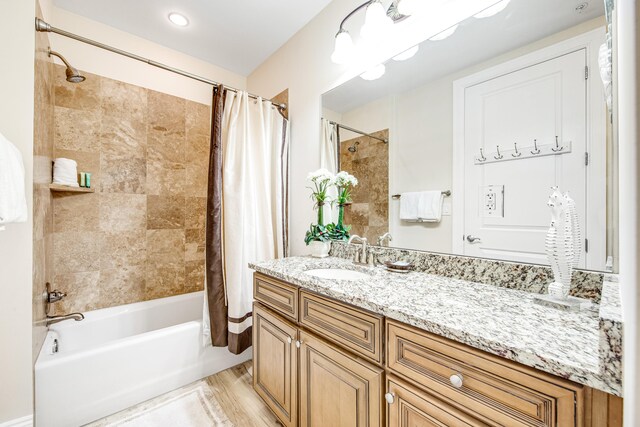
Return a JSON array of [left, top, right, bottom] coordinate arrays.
[[348, 141, 360, 153], [48, 47, 86, 83]]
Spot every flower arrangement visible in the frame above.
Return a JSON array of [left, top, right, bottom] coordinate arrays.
[[304, 169, 358, 247]]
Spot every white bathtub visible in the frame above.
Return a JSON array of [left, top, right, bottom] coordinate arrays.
[[35, 291, 251, 427]]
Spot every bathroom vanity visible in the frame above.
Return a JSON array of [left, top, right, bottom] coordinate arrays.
[[250, 255, 622, 427]]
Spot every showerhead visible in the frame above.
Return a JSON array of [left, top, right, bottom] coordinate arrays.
[[347, 141, 360, 153], [48, 47, 85, 83]]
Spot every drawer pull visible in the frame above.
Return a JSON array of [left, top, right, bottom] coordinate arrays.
[[450, 373, 464, 388], [287, 337, 292, 344], [296, 340, 303, 348], [385, 392, 395, 405]]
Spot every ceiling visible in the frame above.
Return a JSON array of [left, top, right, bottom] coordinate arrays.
[[53, 0, 333, 76], [323, 0, 605, 113]]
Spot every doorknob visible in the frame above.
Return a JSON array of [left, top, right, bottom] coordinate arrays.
[[384, 392, 395, 404], [466, 235, 482, 243]]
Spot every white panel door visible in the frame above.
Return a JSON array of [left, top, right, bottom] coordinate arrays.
[[463, 49, 589, 267]]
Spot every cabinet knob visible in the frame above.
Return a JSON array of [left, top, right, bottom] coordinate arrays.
[[287, 337, 292, 344], [295, 340, 302, 348], [449, 373, 464, 388], [384, 392, 395, 404]]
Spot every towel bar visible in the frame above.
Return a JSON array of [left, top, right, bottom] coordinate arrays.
[[392, 190, 451, 200]]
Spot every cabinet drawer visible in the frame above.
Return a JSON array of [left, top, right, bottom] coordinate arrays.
[[386, 320, 579, 427], [300, 290, 383, 365], [387, 375, 487, 427], [254, 273, 298, 321]]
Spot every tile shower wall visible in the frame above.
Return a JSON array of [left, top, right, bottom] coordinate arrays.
[[341, 129, 389, 243], [52, 65, 210, 314], [33, 2, 55, 358]]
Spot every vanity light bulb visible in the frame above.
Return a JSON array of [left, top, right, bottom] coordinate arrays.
[[474, 0, 511, 18], [397, 0, 420, 15], [392, 45, 419, 61], [429, 24, 459, 41], [360, 64, 386, 81], [331, 31, 355, 64], [360, 0, 393, 41]]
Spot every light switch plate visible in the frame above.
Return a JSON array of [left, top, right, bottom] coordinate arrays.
[[442, 200, 451, 216]]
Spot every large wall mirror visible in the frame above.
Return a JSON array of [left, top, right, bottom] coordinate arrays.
[[322, 0, 617, 272]]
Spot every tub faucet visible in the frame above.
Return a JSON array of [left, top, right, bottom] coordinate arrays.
[[46, 313, 84, 326], [347, 235, 369, 265]]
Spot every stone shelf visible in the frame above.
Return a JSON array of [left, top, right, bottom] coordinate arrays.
[[49, 184, 95, 193]]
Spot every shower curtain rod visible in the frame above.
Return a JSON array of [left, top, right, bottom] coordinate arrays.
[[326, 120, 388, 143], [35, 18, 287, 111]]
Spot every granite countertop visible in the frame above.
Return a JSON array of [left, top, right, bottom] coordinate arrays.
[[250, 256, 622, 397]]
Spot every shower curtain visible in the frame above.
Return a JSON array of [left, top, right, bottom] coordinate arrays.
[[320, 119, 339, 223], [205, 85, 290, 354]]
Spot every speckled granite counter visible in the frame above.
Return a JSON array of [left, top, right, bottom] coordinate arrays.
[[250, 256, 622, 397]]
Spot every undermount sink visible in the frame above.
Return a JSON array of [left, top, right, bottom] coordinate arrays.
[[304, 268, 369, 281]]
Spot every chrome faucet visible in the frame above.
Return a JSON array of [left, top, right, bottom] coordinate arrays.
[[377, 232, 393, 247], [347, 235, 368, 264], [46, 312, 84, 326]]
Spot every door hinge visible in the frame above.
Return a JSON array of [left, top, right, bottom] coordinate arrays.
[[585, 152, 589, 166], [585, 239, 589, 253], [585, 65, 589, 80]]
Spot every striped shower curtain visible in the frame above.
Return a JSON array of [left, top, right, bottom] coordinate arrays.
[[205, 85, 289, 354]]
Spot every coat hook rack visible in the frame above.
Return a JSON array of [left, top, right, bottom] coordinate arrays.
[[474, 138, 572, 165]]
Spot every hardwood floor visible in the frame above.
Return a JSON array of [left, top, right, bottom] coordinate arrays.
[[87, 361, 280, 426], [205, 361, 280, 426]]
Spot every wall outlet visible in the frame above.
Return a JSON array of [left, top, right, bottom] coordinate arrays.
[[482, 185, 504, 218]]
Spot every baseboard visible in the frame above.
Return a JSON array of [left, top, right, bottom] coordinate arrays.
[[0, 415, 33, 427]]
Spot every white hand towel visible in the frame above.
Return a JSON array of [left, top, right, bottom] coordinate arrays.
[[0, 131, 28, 228], [399, 191, 444, 223], [53, 157, 79, 187]]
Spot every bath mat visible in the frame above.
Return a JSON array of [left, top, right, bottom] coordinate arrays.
[[88, 381, 233, 427]]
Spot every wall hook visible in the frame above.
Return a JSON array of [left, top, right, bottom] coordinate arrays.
[[477, 147, 486, 162], [494, 145, 503, 160], [512, 142, 522, 157], [531, 139, 541, 155], [551, 135, 564, 152]]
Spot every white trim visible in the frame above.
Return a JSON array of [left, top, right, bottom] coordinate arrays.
[[452, 28, 607, 269], [0, 415, 33, 427]]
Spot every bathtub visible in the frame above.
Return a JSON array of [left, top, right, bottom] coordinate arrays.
[[35, 291, 252, 427]]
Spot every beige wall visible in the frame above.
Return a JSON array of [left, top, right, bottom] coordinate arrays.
[[51, 66, 210, 314], [46, 6, 246, 105], [0, 0, 36, 422]]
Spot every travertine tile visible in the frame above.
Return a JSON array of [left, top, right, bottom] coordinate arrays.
[[147, 195, 185, 229], [100, 266, 146, 306], [148, 90, 186, 129], [52, 270, 101, 314], [185, 228, 206, 262], [348, 203, 369, 226], [369, 203, 388, 227], [53, 231, 101, 273], [54, 64, 101, 111], [185, 260, 205, 292], [54, 106, 101, 152], [185, 157, 208, 197], [146, 229, 185, 264], [146, 160, 185, 195], [100, 156, 146, 194], [99, 230, 146, 269], [100, 78, 147, 121], [99, 115, 147, 160], [185, 197, 206, 230], [100, 193, 147, 232], [145, 262, 186, 300], [53, 193, 100, 232]]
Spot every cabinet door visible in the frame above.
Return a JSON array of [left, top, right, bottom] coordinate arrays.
[[299, 330, 384, 427], [387, 375, 488, 427], [253, 303, 298, 427]]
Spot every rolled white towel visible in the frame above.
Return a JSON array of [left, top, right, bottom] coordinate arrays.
[[53, 157, 79, 187]]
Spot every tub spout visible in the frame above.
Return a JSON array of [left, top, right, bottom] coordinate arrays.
[[46, 312, 84, 326]]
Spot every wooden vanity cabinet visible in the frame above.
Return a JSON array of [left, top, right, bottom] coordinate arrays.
[[252, 272, 622, 427]]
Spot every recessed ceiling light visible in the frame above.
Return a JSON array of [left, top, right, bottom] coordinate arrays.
[[168, 12, 189, 27]]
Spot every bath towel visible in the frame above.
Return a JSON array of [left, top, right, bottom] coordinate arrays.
[[0, 131, 28, 229], [399, 191, 444, 223], [53, 157, 79, 187]]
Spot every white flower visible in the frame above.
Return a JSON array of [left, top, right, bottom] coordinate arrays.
[[307, 168, 335, 184], [335, 171, 358, 187]]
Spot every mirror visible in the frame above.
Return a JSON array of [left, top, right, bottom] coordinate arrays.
[[322, 0, 616, 272]]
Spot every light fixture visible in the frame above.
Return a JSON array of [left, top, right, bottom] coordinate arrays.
[[474, 0, 511, 18], [360, 0, 393, 40], [168, 12, 189, 27], [397, 0, 421, 16], [331, 30, 355, 64], [429, 24, 459, 41], [360, 64, 386, 80], [392, 45, 419, 61]]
